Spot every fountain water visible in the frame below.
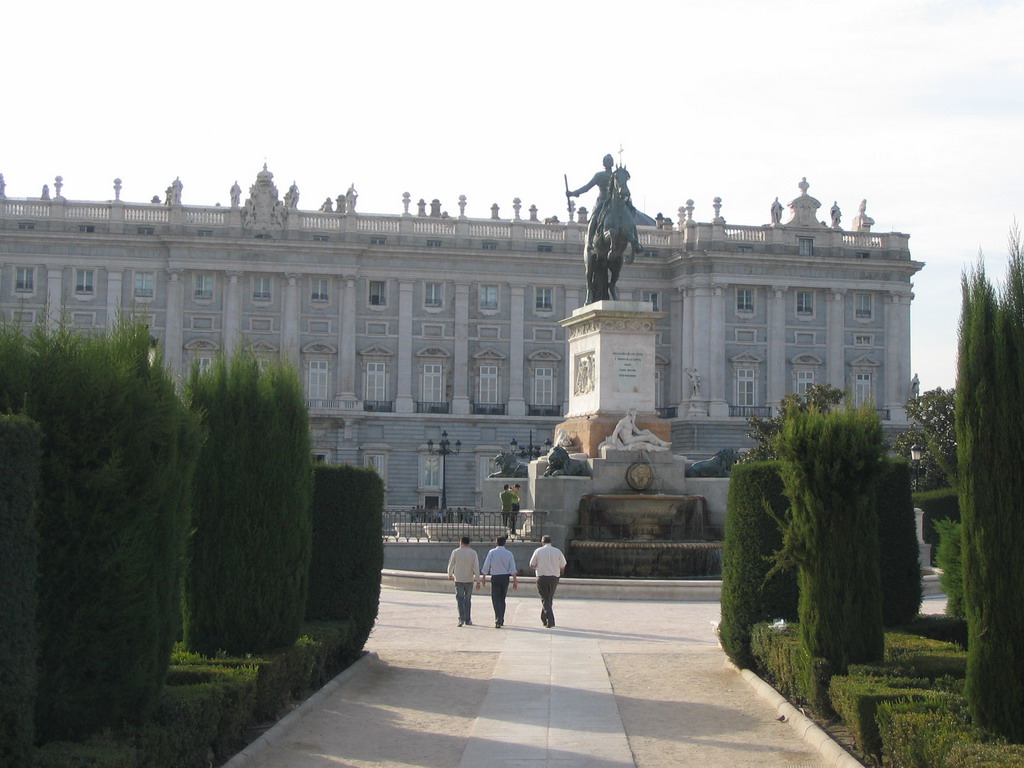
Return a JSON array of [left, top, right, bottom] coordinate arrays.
[[567, 493, 723, 578]]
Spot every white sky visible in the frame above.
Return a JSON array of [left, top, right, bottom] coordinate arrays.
[[5, 0, 1023, 390]]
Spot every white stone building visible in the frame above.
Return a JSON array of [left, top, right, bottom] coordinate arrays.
[[0, 168, 922, 509]]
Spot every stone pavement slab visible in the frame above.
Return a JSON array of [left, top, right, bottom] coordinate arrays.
[[224, 586, 938, 767]]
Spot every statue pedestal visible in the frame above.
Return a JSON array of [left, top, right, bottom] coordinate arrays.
[[556, 301, 668, 457]]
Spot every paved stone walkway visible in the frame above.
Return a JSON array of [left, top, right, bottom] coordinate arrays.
[[230, 590, 948, 766]]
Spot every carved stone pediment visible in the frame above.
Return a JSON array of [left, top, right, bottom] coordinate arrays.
[[791, 353, 823, 366], [850, 353, 881, 367], [241, 164, 288, 232], [359, 344, 394, 357], [784, 177, 822, 228], [184, 338, 220, 351], [528, 349, 562, 362], [473, 347, 506, 361], [416, 346, 451, 358], [729, 351, 764, 364], [247, 340, 279, 354], [302, 342, 337, 354]]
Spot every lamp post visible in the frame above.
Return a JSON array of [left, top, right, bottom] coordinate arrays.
[[509, 429, 552, 460], [910, 443, 923, 492], [427, 430, 461, 509]]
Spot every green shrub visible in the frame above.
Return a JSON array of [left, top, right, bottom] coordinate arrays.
[[33, 741, 137, 768], [183, 355, 313, 656], [884, 632, 968, 679], [828, 675, 941, 757], [914, 486, 960, 560], [719, 461, 798, 669], [0, 416, 42, 768], [306, 465, 385, 649], [777, 407, 886, 674], [934, 519, 964, 618], [946, 742, 1024, 767], [877, 698, 973, 768], [0, 323, 201, 742], [749, 622, 832, 713], [876, 461, 923, 625], [895, 614, 968, 649]]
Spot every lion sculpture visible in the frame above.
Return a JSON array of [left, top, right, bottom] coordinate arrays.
[[489, 451, 529, 478], [542, 445, 590, 477], [684, 448, 740, 478]]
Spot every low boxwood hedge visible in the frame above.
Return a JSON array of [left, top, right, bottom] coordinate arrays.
[[828, 675, 942, 757]]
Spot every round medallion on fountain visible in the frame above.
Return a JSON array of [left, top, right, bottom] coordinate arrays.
[[625, 462, 654, 492]]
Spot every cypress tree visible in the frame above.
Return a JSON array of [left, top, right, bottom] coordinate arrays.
[[776, 406, 885, 674], [0, 322, 200, 742], [875, 460, 922, 626], [957, 244, 1024, 741], [0, 415, 42, 768], [184, 354, 313, 656]]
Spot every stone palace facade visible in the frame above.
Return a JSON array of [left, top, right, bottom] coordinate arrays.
[[0, 168, 922, 509]]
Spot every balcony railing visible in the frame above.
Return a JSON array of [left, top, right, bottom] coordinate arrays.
[[471, 402, 506, 415], [416, 401, 450, 414], [527, 404, 561, 417], [729, 405, 773, 418], [363, 400, 394, 412], [656, 406, 678, 419]]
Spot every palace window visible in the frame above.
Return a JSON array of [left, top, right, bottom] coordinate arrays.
[[307, 360, 329, 400], [855, 293, 873, 319], [421, 455, 441, 488], [854, 333, 873, 346], [311, 278, 330, 303], [365, 362, 387, 401], [253, 276, 271, 301], [735, 368, 756, 407], [736, 288, 753, 313], [534, 367, 554, 406], [427, 239, 443, 248], [536, 287, 553, 311], [796, 291, 814, 316], [482, 241, 497, 250], [75, 269, 95, 295], [134, 271, 154, 298], [194, 274, 214, 300], [365, 453, 386, 480], [854, 372, 873, 407], [796, 370, 814, 395], [798, 237, 814, 256], [369, 280, 387, 306], [370, 236, 387, 245], [422, 364, 444, 402], [478, 365, 499, 404], [425, 282, 443, 308], [15, 267, 34, 293], [137, 226, 154, 235], [479, 285, 498, 311], [642, 291, 660, 311], [537, 244, 553, 253]]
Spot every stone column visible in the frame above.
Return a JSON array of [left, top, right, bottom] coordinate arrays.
[[827, 289, 846, 388], [669, 289, 684, 406], [453, 282, 470, 414], [896, 290, 913, 422], [767, 286, 787, 408], [165, 270, 184, 376], [337, 276, 357, 400], [45, 265, 63, 329], [395, 280, 414, 413], [223, 272, 241, 358], [282, 273, 300, 368], [688, 285, 711, 415], [707, 284, 728, 417], [105, 269, 123, 329], [508, 284, 526, 416], [885, 290, 910, 420]]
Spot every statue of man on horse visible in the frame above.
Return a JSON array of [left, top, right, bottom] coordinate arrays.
[[566, 154, 644, 304]]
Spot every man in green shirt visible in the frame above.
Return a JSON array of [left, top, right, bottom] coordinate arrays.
[[500, 484, 517, 533]]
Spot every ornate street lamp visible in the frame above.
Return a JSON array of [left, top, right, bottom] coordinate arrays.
[[427, 430, 461, 509], [509, 429, 552, 461], [910, 443, 924, 492]]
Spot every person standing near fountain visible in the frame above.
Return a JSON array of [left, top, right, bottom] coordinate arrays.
[[480, 536, 518, 628], [447, 536, 481, 627], [529, 535, 567, 628], [499, 484, 517, 533]]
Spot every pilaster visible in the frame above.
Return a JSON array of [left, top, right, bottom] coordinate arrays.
[[508, 284, 526, 416], [827, 289, 846, 388], [767, 285, 787, 408], [165, 270, 184, 375], [453, 282, 470, 414], [223, 271, 242, 358], [337, 276, 357, 400], [395, 280, 414, 413]]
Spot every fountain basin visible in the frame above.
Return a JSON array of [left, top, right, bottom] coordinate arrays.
[[567, 540, 723, 578]]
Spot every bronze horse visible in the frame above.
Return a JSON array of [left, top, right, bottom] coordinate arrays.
[[586, 166, 638, 304]]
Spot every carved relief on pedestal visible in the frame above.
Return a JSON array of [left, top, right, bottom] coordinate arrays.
[[574, 352, 595, 395]]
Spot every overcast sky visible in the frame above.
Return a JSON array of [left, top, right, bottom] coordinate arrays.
[[5, 0, 1023, 390]]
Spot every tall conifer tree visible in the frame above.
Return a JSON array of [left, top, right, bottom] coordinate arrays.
[[957, 235, 1024, 741]]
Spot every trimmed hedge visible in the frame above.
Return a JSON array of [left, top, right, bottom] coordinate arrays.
[[306, 465, 385, 648], [895, 614, 968, 650], [877, 698, 974, 768], [946, 743, 1024, 767], [828, 674, 941, 757], [749, 622, 832, 714], [719, 461, 798, 669], [0, 415, 42, 768], [0, 323, 201, 742], [184, 355, 313, 656], [876, 461, 923, 626], [914, 486, 960, 549], [34, 621, 357, 768]]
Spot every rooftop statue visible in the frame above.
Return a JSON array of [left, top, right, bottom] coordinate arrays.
[[566, 154, 643, 304]]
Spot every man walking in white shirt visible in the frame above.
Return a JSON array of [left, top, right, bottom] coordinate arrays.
[[480, 536, 518, 628], [447, 536, 480, 627], [529, 535, 567, 628]]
